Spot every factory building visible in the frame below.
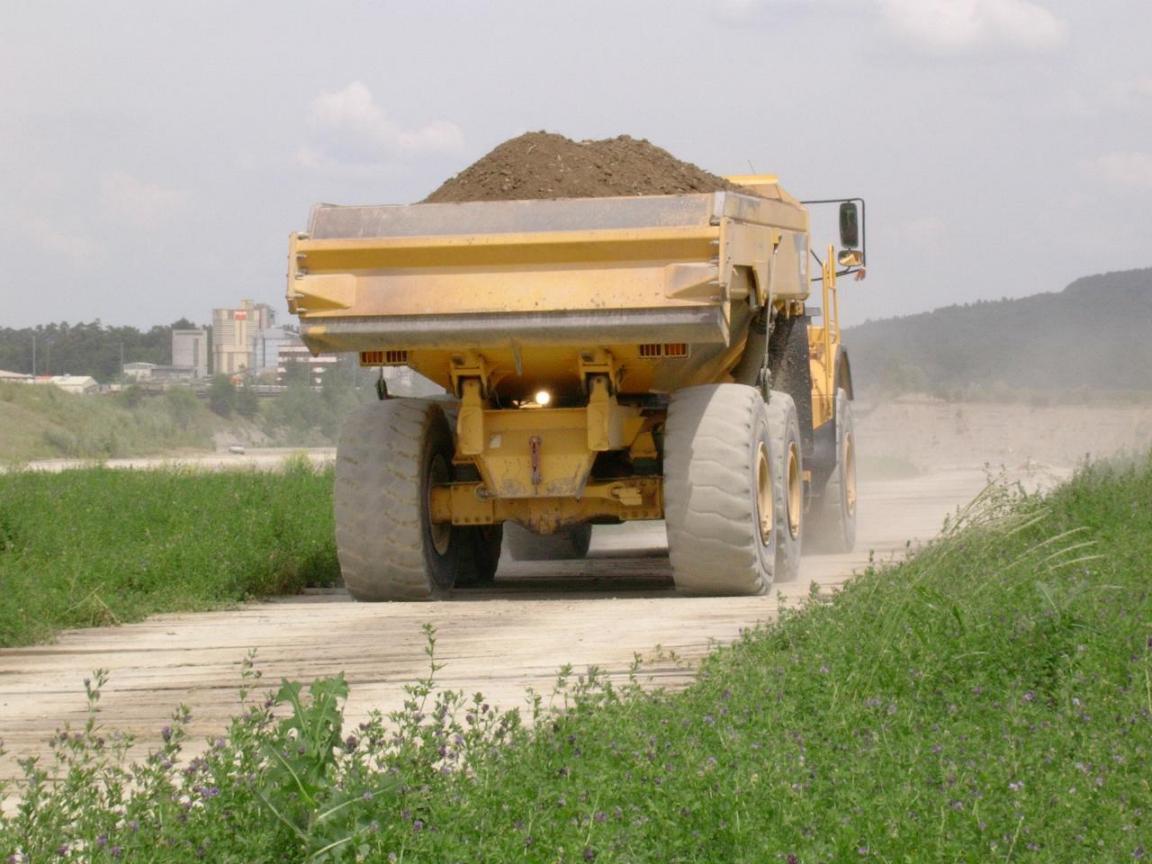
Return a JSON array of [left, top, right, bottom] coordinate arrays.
[[171, 329, 208, 378], [211, 300, 274, 375]]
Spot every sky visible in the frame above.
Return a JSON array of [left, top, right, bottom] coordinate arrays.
[[1, 0, 1149, 330]]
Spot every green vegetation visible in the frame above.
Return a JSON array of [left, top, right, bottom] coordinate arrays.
[[0, 320, 201, 381], [0, 382, 216, 462], [4, 455, 1150, 861], [261, 359, 372, 444], [848, 266, 1152, 398], [206, 375, 261, 420], [0, 462, 339, 647]]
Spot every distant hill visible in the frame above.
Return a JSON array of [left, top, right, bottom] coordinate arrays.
[[844, 268, 1152, 399]]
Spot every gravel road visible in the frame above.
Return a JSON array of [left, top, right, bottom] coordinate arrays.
[[0, 466, 1007, 779]]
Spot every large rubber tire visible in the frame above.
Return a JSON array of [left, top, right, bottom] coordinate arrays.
[[455, 525, 504, 586], [664, 384, 776, 595], [334, 399, 463, 601], [808, 388, 858, 553], [504, 523, 592, 561], [765, 391, 803, 582]]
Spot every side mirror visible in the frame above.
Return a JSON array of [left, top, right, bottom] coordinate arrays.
[[839, 202, 860, 249], [837, 249, 864, 268]]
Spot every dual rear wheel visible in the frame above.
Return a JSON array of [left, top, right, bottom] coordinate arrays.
[[807, 387, 858, 553], [663, 384, 804, 595]]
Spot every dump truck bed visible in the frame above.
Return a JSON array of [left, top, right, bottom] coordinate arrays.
[[288, 190, 809, 402]]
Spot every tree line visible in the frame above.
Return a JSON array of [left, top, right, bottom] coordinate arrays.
[[844, 267, 1152, 399], [0, 319, 203, 381]]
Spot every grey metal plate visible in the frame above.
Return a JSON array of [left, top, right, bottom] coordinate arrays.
[[299, 307, 729, 351], [307, 194, 726, 239]]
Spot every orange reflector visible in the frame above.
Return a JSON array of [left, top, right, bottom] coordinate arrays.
[[638, 343, 689, 359], [359, 350, 409, 366]]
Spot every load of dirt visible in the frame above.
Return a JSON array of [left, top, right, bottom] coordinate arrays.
[[423, 131, 740, 203]]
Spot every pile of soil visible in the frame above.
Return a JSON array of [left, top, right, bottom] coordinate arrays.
[[422, 131, 740, 203]]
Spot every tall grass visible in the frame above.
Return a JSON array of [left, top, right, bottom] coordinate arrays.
[[0, 382, 215, 463], [2, 455, 1149, 860], [0, 462, 339, 647]]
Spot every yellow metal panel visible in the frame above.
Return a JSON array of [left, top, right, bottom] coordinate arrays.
[[458, 401, 644, 500], [429, 478, 663, 532], [291, 263, 719, 319], [294, 226, 718, 270]]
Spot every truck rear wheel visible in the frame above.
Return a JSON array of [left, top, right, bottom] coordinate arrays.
[[766, 391, 803, 582], [664, 384, 775, 595], [808, 387, 857, 553], [334, 399, 462, 601], [504, 523, 592, 561]]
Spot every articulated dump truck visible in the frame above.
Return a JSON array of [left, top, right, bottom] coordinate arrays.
[[287, 177, 865, 600]]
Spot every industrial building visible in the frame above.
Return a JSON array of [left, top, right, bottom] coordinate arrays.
[[211, 300, 275, 375], [172, 329, 208, 378]]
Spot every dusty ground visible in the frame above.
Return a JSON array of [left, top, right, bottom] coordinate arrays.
[[855, 396, 1152, 476], [1, 400, 1146, 780], [12, 447, 337, 474]]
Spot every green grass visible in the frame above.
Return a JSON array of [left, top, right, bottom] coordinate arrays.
[[2, 455, 1151, 862], [0, 382, 216, 463], [0, 462, 339, 647]]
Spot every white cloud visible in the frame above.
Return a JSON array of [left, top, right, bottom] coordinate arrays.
[[300, 81, 464, 169], [710, 0, 806, 24], [1062, 77, 1152, 118], [26, 218, 99, 260], [880, 0, 1067, 55], [894, 215, 949, 251], [100, 171, 188, 225], [1106, 76, 1152, 110], [1083, 152, 1152, 190]]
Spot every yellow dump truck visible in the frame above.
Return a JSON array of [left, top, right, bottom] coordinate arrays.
[[287, 177, 864, 599]]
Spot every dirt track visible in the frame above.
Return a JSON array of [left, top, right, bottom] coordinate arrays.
[[4, 398, 1148, 779], [0, 468, 1006, 779]]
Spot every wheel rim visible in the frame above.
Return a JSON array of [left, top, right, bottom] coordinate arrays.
[[786, 441, 802, 540], [427, 453, 452, 556], [756, 442, 774, 545], [844, 432, 857, 517]]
